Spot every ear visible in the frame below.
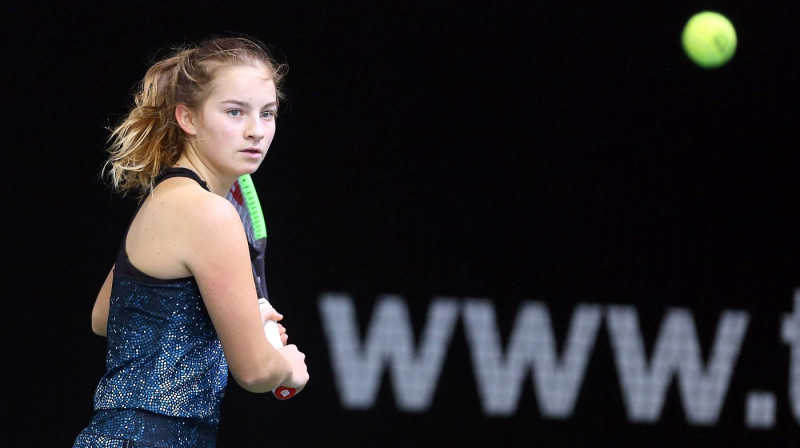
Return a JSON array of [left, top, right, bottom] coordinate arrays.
[[175, 104, 198, 136]]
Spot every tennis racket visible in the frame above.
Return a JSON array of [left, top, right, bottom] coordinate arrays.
[[227, 174, 297, 400]]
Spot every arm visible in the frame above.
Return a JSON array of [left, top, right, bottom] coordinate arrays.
[[91, 266, 114, 337], [184, 196, 308, 394]]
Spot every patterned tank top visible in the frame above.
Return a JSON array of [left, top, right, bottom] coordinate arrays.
[[92, 168, 228, 426]]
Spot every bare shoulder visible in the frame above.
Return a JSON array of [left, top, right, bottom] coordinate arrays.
[[127, 178, 245, 279], [178, 186, 241, 233], [172, 182, 255, 309], [162, 182, 245, 252]]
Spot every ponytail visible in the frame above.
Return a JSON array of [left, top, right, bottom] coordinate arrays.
[[102, 36, 286, 197]]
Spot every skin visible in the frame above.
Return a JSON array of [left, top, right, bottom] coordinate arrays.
[[91, 64, 309, 394]]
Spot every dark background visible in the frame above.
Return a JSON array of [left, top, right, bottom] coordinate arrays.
[[3, 1, 800, 446]]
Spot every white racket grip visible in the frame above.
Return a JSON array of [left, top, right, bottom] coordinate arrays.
[[258, 298, 297, 400]]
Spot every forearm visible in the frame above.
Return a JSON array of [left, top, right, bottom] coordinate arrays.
[[231, 348, 292, 393]]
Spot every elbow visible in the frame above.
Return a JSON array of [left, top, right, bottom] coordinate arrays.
[[91, 309, 107, 337], [92, 323, 107, 337]]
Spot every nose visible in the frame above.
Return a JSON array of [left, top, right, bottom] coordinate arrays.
[[246, 116, 265, 143]]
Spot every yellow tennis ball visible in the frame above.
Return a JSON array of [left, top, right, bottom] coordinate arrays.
[[682, 11, 737, 68]]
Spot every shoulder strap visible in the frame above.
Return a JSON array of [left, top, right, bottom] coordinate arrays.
[[154, 167, 210, 191]]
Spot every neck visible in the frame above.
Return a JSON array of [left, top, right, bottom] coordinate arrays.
[[173, 157, 235, 197]]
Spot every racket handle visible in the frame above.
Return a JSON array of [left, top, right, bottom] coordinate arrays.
[[258, 298, 298, 400], [273, 386, 296, 400]]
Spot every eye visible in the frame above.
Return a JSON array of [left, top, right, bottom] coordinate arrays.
[[227, 109, 242, 117], [261, 110, 277, 120]]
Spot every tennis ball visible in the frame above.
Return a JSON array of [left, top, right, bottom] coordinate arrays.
[[682, 11, 737, 68]]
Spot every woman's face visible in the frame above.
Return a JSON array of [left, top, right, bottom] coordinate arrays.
[[193, 64, 278, 178]]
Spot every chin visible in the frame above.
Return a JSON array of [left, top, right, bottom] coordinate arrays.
[[244, 164, 262, 175], [237, 160, 264, 175]]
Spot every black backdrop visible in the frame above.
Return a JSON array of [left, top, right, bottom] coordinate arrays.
[[4, 1, 800, 447]]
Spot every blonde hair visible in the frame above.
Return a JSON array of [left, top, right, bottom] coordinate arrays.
[[103, 36, 287, 197]]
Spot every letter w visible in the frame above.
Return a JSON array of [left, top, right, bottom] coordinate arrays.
[[606, 306, 749, 425], [462, 300, 602, 417], [319, 293, 459, 411]]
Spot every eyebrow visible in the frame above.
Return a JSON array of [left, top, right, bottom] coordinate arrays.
[[221, 99, 278, 109]]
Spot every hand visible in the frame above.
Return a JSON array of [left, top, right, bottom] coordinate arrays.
[[260, 304, 283, 326], [277, 344, 309, 392], [278, 323, 288, 346], [259, 304, 289, 345]]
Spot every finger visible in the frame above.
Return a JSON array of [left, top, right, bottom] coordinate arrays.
[[275, 323, 288, 345], [267, 309, 283, 322]]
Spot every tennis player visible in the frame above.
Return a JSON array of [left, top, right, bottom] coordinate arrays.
[[73, 36, 309, 448]]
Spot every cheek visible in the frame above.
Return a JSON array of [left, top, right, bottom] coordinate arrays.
[[211, 126, 235, 140], [265, 126, 277, 144]]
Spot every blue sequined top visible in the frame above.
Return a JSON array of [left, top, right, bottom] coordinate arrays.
[[93, 271, 228, 425], [92, 169, 228, 427]]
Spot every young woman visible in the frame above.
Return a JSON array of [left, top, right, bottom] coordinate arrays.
[[73, 36, 309, 447]]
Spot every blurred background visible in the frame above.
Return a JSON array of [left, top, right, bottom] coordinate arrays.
[[3, 1, 800, 446]]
